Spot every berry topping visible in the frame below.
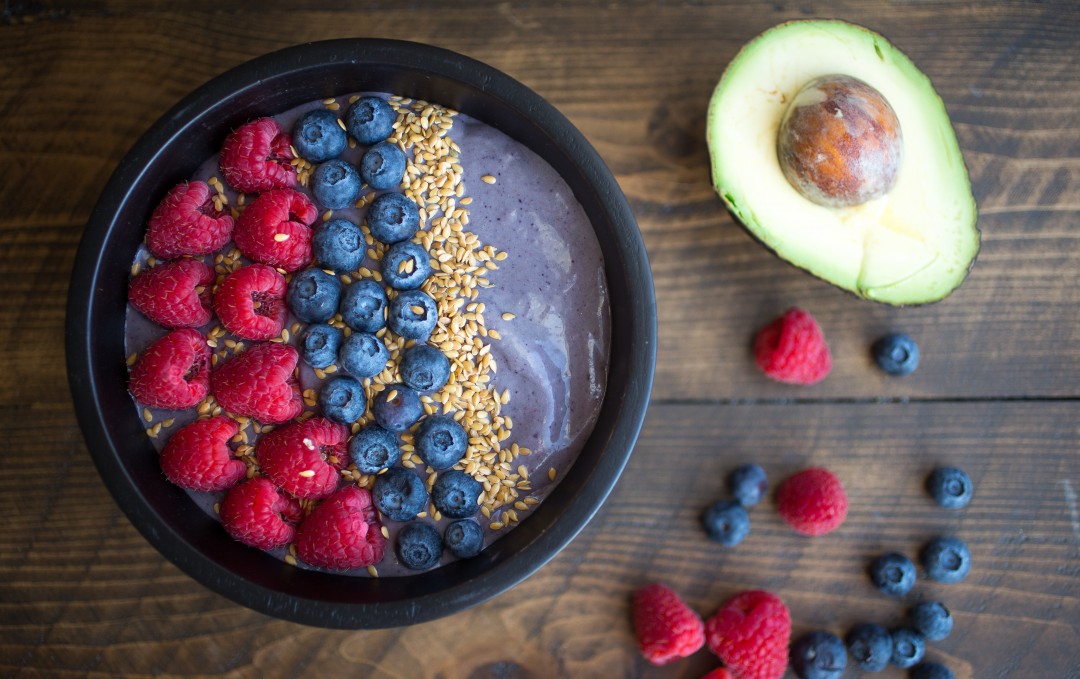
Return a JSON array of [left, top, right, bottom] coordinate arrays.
[[312, 218, 364, 273], [233, 188, 317, 272], [910, 662, 955, 679], [311, 158, 362, 210], [444, 519, 484, 559], [219, 118, 297, 194], [371, 383, 423, 432], [387, 288, 438, 340], [213, 264, 288, 341], [145, 181, 235, 259], [291, 108, 348, 163], [128, 327, 211, 409], [775, 467, 847, 536], [398, 344, 451, 392], [381, 240, 432, 290], [728, 463, 768, 507], [431, 470, 483, 519], [340, 279, 389, 333], [869, 551, 917, 596], [366, 191, 420, 244], [344, 95, 396, 145], [220, 477, 303, 550], [256, 416, 349, 499], [300, 322, 342, 370], [845, 622, 893, 672], [910, 601, 953, 641], [286, 267, 342, 323], [704, 590, 791, 679], [338, 331, 390, 379], [921, 536, 972, 583], [889, 628, 926, 669], [790, 630, 847, 679], [348, 425, 399, 474], [294, 485, 386, 570], [372, 467, 428, 522], [414, 414, 468, 470], [872, 332, 920, 376], [926, 466, 973, 509], [319, 376, 367, 425], [211, 342, 303, 424], [395, 521, 443, 571], [159, 415, 245, 492], [632, 583, 706, 666], [753, 308, 831, 385], [129, 258, 215, 329], [701, 499, 751, 546], [360, 141, 407, 191]]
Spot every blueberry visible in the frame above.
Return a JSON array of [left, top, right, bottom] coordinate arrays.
[[398, 344, 451, 392], [344, 95, 395, 145], [845, 623, 893, 672], [319, 376, 367, 424], [728, 463, 768, 507], [444, 519, 484, 558], [348, 425, 399, 474], [869, 551, 917, 596], [395, 521, 443, 570], [286, 267, 342, 323], [910, 601, 953, 641], [372, 467, 428, 521], [889, 628, 926, 669], [926, 466, 973, 509], [372, 383, 423, 432], [431, 470, 483, 519], [337, 331, 389, 379], [300, 323, 342, 369], [701, 499, 750, 546], [387, 289, 438, 340], [790, 630, 847, 679], [910, 662, 955, 679], [872, 332, 920, 376], [311, 158, 362, 210], [312, 218, 364, 273], [415, 414, 468, 470], [381, 240, 432, 290], [292, 108, 347, 163], [340, 279, 388, 333], [366, 191, 420, 244], [360, 141, 407, 191], [921, 536, 971, 583]]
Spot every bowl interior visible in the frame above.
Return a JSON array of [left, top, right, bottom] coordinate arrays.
[[66, 38, 655, 628]]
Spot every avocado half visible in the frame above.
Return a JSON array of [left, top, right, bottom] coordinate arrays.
[[707, 20, 979, 305]]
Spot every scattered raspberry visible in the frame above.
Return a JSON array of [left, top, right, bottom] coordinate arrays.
[[295, 485, 387, 570], [129, 258, 215, 329], [212, 263, 289, 340], [211, 342, 303, 424], [700, 670, 735, 679], [144, 181, 235, 260], [705, 590, 791, 679], [233, 188, 317, 272], [159, 415, 246, 492], [776, 467, 848, 536], [219, 118, 297, 194], [753, 308, 831, 385], [632, 582, 706, 665], [128, 328, 211, 409], [220, 477, 303, 550], [256, 417, 349, 499]]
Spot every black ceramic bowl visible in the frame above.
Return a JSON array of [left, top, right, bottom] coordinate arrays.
[[66, 39, 655, 629]]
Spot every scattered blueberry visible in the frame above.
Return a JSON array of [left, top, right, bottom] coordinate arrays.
[[701, 499, 751, 546], [728, 463, 768, 507], [286, 267, 341, 323], [360, 141, 407, 191], [926, 466, 973, 509], [921, 536, 971, 583], [299, 323, 342, 369], [910, 662, 955, 679], [398, 344, 451, 392], [381, 240, 432, 290], [432, 470, 483, 519], [790, 630, 847, 679], [910, 601, 953, 641], [319, 376, 367, 424], [292, 108, 347, 163], [372, 467, 428, 522], [395, 520, 443, 570], [344, 95, 395, 145], [338, 331, 390, 379], [846, 623, 893, 672], [366, 191, 420, 244], [869, 551, 917, 596], [872, 332, 920, 376], [371, 383, 423, 432], [348, 425, 399, 474], [312, 218, 364, 273], [444, 519, 484, 558], [387, 289, 438, 340], [415, 414, 468, 470], [311, 158, 362, 210], [340, 279, 388, 333], [889, 628, 926, 669]]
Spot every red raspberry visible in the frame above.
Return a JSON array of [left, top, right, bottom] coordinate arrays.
[[753, 308, 831, 385], [632, 582, 706, 666], [212, 264, 288, 341], [256, 417, 349, 499], [705, 590, 791, 679], [129, 258, 215, 329], [701, 670, 735, 679], [211, 342, 303, 424], [220, 477, 304, 550], [159, 415, 246, 492], [145, 181, 235, 260], [128, 328, 211, 409], [233, 188, 316, 272], [775, 467, 848, 536], [219, 118, 297, 194], [295, 485, 387, 570]]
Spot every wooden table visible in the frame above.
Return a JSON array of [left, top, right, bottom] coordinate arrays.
[[3, 2, 1078, 677]]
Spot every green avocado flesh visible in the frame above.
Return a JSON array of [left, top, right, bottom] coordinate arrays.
[[707, 20, 979, 305]]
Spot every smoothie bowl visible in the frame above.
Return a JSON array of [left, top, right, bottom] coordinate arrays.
[[66, 39, 655, 628]]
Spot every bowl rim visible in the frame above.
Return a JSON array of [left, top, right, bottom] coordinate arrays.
[[66, 38, 656, 628]]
